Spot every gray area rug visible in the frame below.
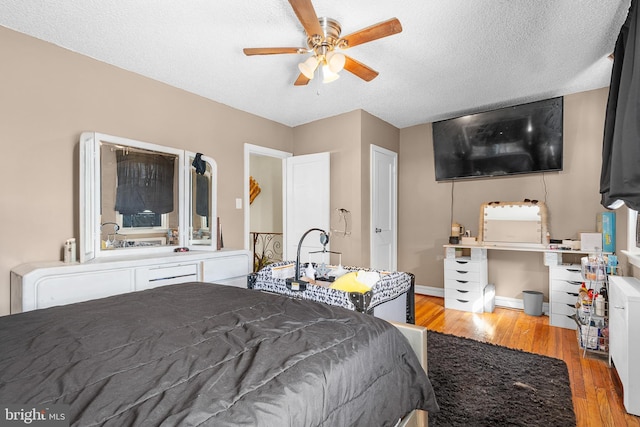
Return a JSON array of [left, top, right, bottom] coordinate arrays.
[[427, 331, 576, 427]]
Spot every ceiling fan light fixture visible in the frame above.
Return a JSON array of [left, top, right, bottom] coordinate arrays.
[[243, 1, 402, 86], [326, 51, 346, 73], [322, 64, 340, 83], [298, 56, 320, 79]]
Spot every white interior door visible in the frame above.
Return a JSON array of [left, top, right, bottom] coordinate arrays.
[[370, 145, 398, 271], [285, 153, 330, 262]]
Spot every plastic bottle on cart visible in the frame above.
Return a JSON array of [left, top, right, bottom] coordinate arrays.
[[599, 286, 608, 301], [595, 294, 605, 317]]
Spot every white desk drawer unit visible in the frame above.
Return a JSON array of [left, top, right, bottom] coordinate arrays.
[[549, 264, 582, 329], [444, 257, 488, 313]]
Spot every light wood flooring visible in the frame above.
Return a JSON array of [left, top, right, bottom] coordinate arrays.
[[414, 294, 640, 427]]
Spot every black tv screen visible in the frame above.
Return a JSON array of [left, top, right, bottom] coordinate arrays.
[[432, 97, 563, 181]]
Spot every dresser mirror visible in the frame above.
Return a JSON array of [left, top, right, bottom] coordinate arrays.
[[188, 153, 217, 246], [80, 132, 218, 262]]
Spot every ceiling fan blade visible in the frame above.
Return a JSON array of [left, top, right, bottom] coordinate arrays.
[[243, 47, 304, 56], [341, 18, 402, 48], [294, 73, 311, 86], [343, 56, 379, 82], [288, 0, 323, 37]]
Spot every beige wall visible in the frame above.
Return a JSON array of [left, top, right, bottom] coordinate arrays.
[[0, 26, 293, 315], [398, 88, 618, 300], [292, 110, 400, 268], [2, 26, 629, 315], [361, 111, 400, 267], [292, 111, 363, 266]]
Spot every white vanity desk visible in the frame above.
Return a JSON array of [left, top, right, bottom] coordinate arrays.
[[445, 242, 593, 256], [11, 249, 251, 313], [443, 201, 608, 327], [443, 242, 600, 328]]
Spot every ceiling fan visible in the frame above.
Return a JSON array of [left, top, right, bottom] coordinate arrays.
[[243, 0, 402, 85]]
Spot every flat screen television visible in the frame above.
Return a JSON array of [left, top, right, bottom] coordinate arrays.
[[432, 97, 563, 181]]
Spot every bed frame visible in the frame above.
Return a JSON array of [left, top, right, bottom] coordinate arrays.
[[391, 321, 429, 427]]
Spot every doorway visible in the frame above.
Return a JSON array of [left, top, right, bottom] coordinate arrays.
[[244, 144, 291, 271]]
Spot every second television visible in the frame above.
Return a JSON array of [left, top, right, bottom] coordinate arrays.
[[432, 97, 563, 181]]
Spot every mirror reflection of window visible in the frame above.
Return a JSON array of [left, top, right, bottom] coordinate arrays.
[[100, 142, 180, 249]]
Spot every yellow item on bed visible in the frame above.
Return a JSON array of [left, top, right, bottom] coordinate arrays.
[[330, 271, 376, 293]]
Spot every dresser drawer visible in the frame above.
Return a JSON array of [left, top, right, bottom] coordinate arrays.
[[444, 269, 482, 283], [444, 258, 483, 273], [445, 279, 484, 293], [202, 254, 250, 282], [136, 263, 199, 290], [32, 269, 134, 310], [551, 300, 577, 316], [444, 288, 484, 313], [550, 313, 577, 330], [147, 264, 198, 281], [550, 279, 583, 293], [549, 264, 582, 281], [551, 289, 580, 305]]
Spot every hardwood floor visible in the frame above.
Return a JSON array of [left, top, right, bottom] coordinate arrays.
[[414, 294, 640, 427]]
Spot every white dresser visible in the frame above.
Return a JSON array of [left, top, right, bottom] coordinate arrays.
[[548, 264, 582, 329], [10, 249, 252, 313], [608, 276, 640, 416], [444, 254, 488, 313]]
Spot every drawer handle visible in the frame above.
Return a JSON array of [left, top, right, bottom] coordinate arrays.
[[567, 281, 582, 286], [567, 292, 578, 297], [456, 290, 469, 294], [567, 269, 580, 273], [566, 303, 575, 308], [456, 299, 470, 303], [614, 305, 625, 310], [455, 270, 469, 274], [455, 261, 468, 264], [456, 280, 469, 284]]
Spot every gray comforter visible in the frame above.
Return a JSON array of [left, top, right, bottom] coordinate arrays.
[[0, 283, 438, 426]]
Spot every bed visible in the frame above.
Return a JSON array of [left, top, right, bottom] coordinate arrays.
[[0, 282, 438, 426]]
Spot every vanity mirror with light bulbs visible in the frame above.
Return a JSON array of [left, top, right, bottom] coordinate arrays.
[[478, 200, 549, 247], [79, 132, 219, 261]]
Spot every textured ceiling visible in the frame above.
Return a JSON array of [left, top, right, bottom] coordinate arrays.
[[0, 0, 631, 128]]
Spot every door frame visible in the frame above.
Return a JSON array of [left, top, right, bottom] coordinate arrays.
[[243, 144, 292, 253]]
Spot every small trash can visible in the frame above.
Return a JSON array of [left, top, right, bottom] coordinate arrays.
[[523, 290, 543, 316], [484, 283, 495, 313]]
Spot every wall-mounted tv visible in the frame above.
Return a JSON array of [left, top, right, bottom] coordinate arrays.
[[432, 97, 563, 181]]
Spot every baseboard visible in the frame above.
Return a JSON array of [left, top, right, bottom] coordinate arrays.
[[415, 285, 443, 297], [414, 285, 549, 315]]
